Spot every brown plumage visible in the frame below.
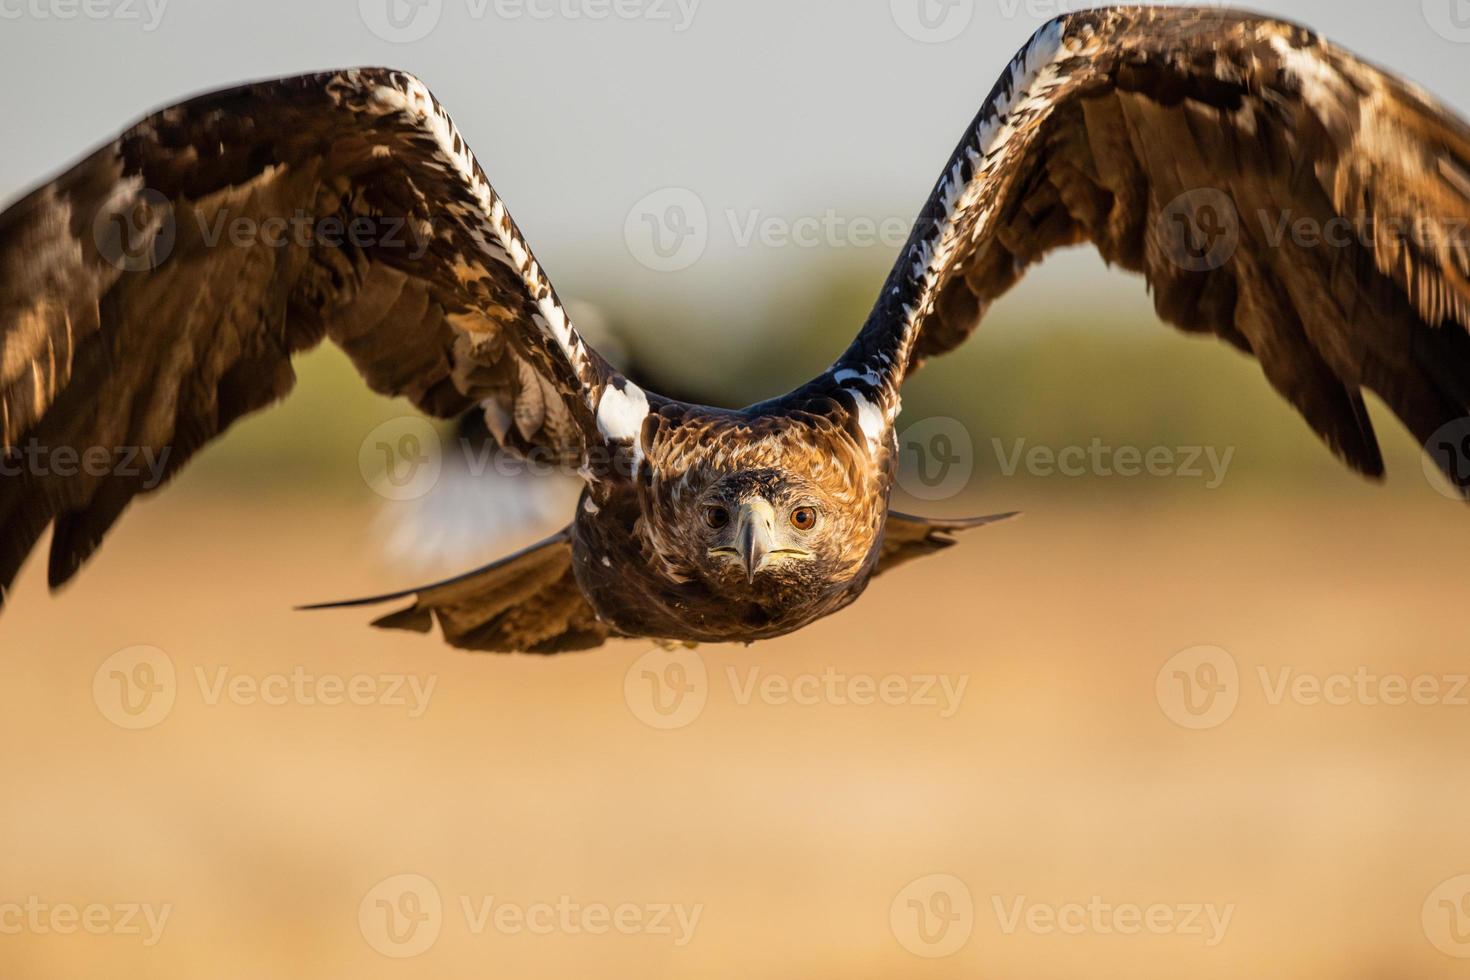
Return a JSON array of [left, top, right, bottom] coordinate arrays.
[[2, 6, 1468, 652]]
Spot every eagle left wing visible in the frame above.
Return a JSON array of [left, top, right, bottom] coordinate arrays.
[[825, 6, 1470, 489]]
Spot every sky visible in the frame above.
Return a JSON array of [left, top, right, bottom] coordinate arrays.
[[1, 0, 1467, 317]]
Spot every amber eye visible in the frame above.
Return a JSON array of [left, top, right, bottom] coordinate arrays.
[[790, 507, 818, 531], [704, 505, 730, 530]]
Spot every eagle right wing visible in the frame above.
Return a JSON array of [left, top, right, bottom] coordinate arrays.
[[0, 68, 650, 605]]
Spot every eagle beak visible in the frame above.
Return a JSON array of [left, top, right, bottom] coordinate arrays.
[[736, 499, 777, 584]]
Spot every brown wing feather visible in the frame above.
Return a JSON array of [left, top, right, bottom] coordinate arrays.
[[831, 6, 1470, 488], [302, 528, 613, 654], [0, 69, 630, 603], [873, 511, 1021, 578]]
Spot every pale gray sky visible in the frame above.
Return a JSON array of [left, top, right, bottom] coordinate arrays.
[[2, 0, 1467, 317]]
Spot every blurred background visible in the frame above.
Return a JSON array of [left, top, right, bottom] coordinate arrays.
[[4, 1, 1470, 977]]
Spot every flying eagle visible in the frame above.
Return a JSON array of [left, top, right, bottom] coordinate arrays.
[[2, 6, 1468, 653]]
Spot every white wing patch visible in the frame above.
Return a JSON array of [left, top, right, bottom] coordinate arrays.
[[846, 388, 887, 451], [596, 380, 650, 472]]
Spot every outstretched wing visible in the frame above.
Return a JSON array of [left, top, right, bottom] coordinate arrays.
[[302, 528, 613, 654], [873, 511, 1020, 577], [0, 68, 649, 604], [826, 7, 1470, 486]]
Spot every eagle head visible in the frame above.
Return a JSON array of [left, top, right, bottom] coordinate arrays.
[[687, 466, 876, 615]]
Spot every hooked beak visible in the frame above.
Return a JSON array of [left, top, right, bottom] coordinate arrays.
[[736, 499, 777, 584]]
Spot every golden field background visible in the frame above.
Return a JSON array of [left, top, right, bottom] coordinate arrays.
[[3, 488, 1470, 979], [3, 292, 1470, 977]]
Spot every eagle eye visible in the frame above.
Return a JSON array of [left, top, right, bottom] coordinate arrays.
[[704, 505, 730, 530], [790, 506, 818, 531]]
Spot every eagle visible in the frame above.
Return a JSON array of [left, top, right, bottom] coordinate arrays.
[[1, 6, 1468, 653]]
